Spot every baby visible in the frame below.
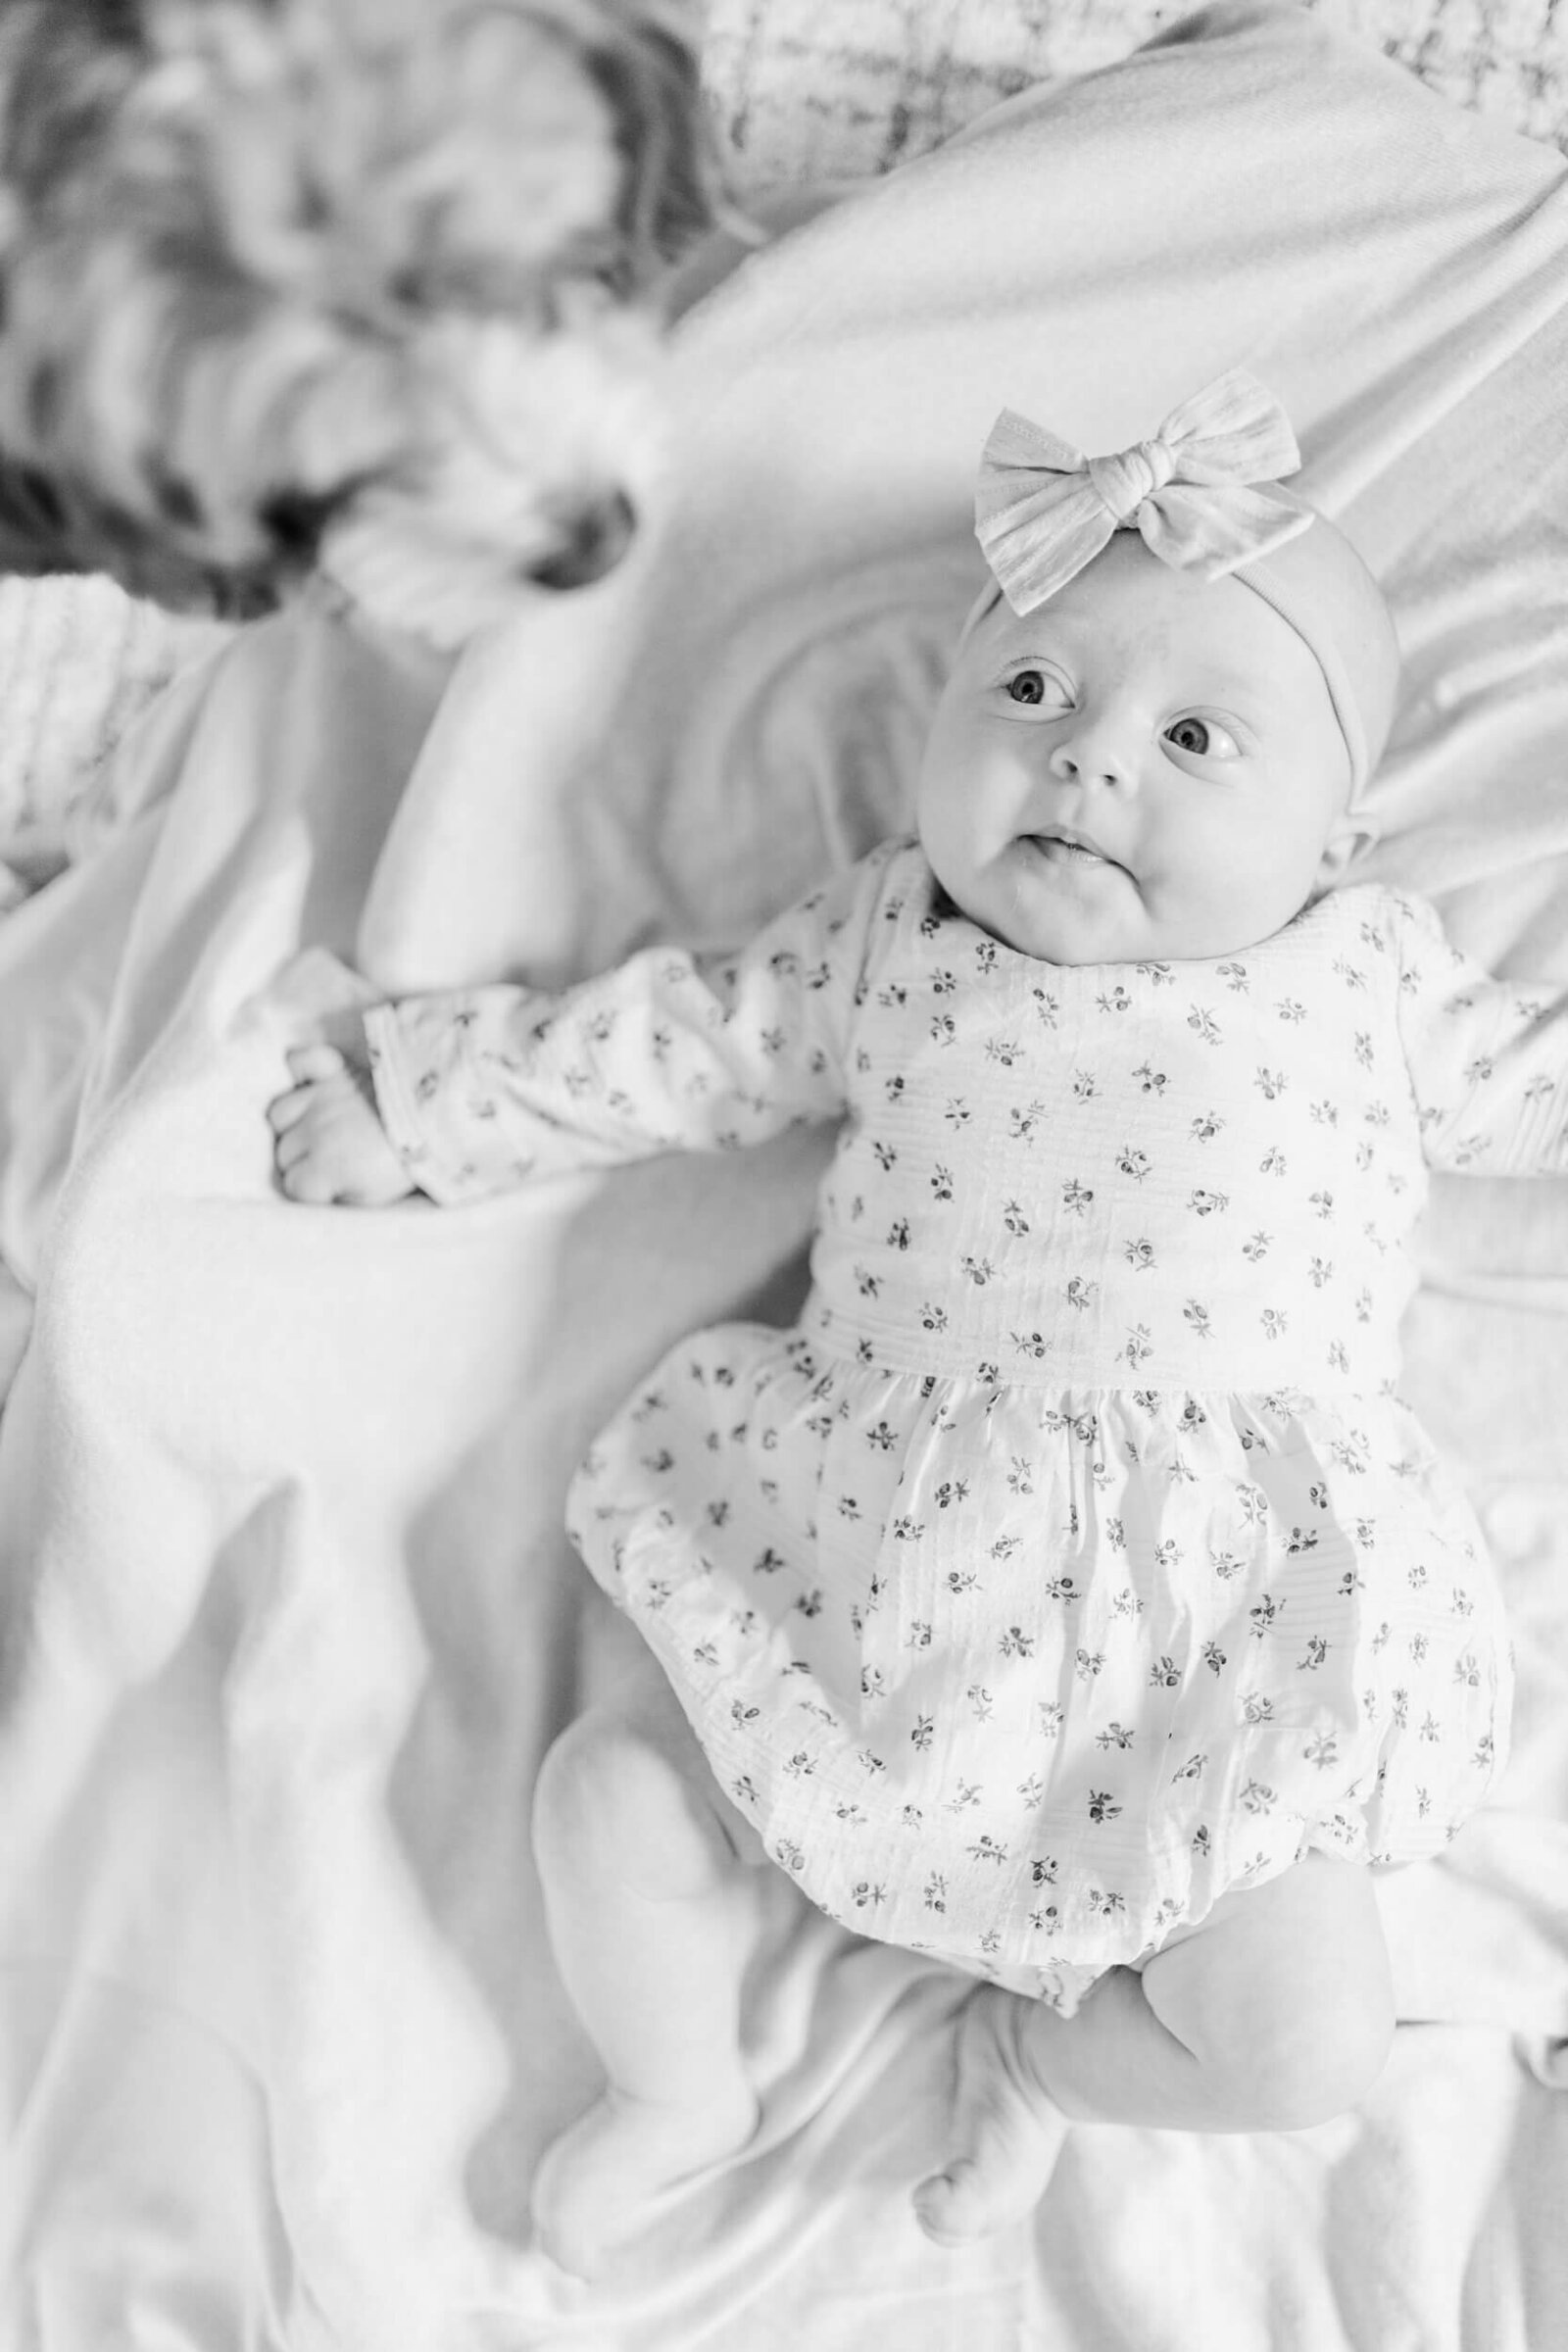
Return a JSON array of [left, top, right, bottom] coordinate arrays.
[[270, 373, 1561, 2278]]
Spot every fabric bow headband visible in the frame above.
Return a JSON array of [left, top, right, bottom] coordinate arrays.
[[973, 368, 1312, 612]]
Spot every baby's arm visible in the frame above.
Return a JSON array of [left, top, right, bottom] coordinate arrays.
[[1393, 894, 1568, 1173], [266, 847, 893, 1209], [348, 848, 896, 1206]]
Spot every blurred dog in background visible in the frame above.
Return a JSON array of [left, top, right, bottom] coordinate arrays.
[[0, 0, 728, 644]]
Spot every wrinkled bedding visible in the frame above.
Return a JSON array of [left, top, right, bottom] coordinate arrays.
[[2, 5, 1568, 2346]]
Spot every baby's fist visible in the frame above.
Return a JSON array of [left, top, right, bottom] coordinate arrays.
[[269, 1044, 416, 1205]]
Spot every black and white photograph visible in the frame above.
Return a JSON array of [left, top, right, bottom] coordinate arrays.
[[0, 3, 1565, 2345]]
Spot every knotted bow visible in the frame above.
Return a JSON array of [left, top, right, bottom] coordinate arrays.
[[974, 369, 1310, 614]]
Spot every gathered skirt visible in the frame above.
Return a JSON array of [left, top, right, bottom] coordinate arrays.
[[566, 1322, 1511, 2009]]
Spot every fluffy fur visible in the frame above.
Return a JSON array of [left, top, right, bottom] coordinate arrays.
[[0, 0, 725, 642]]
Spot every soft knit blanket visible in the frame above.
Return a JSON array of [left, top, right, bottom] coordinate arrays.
[[3, 6, 1568, 2348], [703, 0, 1568, 182]]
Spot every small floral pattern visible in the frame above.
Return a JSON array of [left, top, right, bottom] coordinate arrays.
[[369, 842, 1568, 2007]]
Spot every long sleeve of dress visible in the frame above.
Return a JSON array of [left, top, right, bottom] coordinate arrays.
[[1392, 892, 1568, 1173], [363, 844, 901, 1205]]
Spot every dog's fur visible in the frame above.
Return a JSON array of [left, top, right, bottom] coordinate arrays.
[[0, 0, 724, 641]]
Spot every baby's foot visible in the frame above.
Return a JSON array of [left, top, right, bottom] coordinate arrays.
[[913, 1984, 1069, 2247], [532, 2078, 760, 2279]]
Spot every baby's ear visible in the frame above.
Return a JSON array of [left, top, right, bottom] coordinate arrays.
[[1315, 817, 1369, 888]]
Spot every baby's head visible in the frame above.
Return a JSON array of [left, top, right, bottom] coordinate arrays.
[[917, 382, 1400, 965]]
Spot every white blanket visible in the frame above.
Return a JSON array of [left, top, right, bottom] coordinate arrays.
[[3, 7, 1567, 2346]]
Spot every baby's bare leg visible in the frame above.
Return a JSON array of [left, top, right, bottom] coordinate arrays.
[[531, 1669, 764, 2278], [916, 1854, 1395, 2245]]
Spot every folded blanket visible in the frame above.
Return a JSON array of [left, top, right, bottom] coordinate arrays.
[[3, 8, 1568, 2349]]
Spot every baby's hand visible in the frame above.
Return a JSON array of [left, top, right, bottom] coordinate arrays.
[[269, 1044, 416, 1206]]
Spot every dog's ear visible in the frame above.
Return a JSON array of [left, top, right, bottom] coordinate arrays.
[[589, 10, 724, 276], [0, 445, 279, 615]]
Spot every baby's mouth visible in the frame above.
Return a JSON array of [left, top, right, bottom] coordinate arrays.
[[1026, 831, 1120, 871]]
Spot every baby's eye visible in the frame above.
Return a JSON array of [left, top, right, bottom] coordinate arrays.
[[1004, 668, 1069, 709], [1163, 714, 1239, 760]]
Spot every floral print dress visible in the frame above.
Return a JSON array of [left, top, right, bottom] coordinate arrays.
[[367, 841, 1566, 2009]]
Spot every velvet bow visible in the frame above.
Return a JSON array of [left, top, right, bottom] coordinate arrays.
[[973, 368, 1311, 613]]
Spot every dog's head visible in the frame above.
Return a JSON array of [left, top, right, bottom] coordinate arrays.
[[0, 0, 723, 640]]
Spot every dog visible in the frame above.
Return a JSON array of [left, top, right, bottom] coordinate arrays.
[[0, 0, 728, 644]]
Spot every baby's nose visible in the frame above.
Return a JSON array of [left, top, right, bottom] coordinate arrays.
[[1049, 732, 1132, 789]]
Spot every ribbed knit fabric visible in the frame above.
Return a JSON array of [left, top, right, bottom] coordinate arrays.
[[702, 0, 1568, 194], [0, 576, 229, 904]]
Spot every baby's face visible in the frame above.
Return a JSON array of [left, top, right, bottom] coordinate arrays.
[[916, 537, 1355, 965]]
